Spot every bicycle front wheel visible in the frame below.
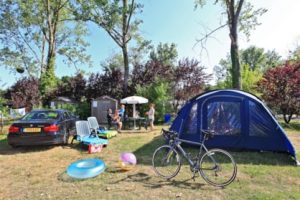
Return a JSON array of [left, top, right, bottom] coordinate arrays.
[[152, 145, 181, 179], [199, 149, 237, 187]]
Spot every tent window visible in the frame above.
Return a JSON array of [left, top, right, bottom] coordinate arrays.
[[249, 101, 272, 137], [183, 103, 198, 134], [207, 101, 241, 136]]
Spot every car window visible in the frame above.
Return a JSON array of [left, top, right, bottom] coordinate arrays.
[[63, 112, 70, 120], [67, 111, 73, 117], [22, 111, 59, 120]]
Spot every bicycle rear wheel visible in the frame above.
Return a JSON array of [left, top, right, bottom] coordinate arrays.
[[199, 149, 237, 187], [152, 145, 181, 179]]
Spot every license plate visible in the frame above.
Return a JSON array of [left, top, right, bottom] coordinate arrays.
[[23, 128, 41, 133]]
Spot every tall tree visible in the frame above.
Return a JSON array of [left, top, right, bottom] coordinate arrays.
[[173, 58, 211, 110], [149, 43, 178, 66], [195, 0, 267, 89], [0, 0, 90, 95], [86, 68, 124, 100], [241, 46, 265, 71], [55, 73, 87, 102], [264, 50, 282, 69], [214, 46, 281, 90], [73, 0, 143, 96]]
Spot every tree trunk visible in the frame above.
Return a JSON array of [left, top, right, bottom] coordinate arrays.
[[230, 25, 242, 89], [227, 0, 243, 90], [122, 0, 129, 96], [122, 45, 129, 96], [40, 34, 46, 77]]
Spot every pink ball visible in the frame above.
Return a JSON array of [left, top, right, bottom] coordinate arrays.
[[120, 152, 137, 165]]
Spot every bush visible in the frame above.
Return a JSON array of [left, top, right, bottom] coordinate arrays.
[[55, 102, 90, 120], [257, 61, 300, 123], [136, 80, 173, 123]]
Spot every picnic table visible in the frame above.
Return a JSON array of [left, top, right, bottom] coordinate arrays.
[[123, 117, 148, 130]]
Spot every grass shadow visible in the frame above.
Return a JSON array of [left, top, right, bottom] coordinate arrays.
[[0, 134, 52, 155], [133, 134, 296, 166], [0, 134, 87, 155], [133, 135, 165, 165], [109, 172, 207, 190]]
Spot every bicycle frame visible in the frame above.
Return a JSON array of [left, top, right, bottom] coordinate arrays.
[[169, 137, 214, 170], [154, 130, 237, 187]]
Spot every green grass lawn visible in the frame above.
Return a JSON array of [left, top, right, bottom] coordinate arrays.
[[0, 122, 300, 200]]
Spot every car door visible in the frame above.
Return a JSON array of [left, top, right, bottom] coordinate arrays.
[[61, 111, 71, 132], [67, 111, 77, 134]]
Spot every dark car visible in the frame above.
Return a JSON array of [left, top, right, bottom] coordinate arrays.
[[7, 109, 78, 147]]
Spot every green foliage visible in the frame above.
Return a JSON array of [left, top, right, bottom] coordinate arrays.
[[0, 0, 90, 78], [0, 91, 9, 117], [241, 46, 266, 71], [214, 46, 280, 92], [241, 64, 262, 95], [264, 50, 282, 69], [73, 0, 143, 95], [149, 43, 178, 66], [136, 81, 172, 122], [75, 102, 91, 120], [56, 102, 90, 120], [214, 63, 263, 94], [100, 53, 124, 72], [55, 103, 77, 114], [195, 0, 267, 89], [288, 45, 300, 62], [39, 57, 57, 96], [238, 2, 268, 40]]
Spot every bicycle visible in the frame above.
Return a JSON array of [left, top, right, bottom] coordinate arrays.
[[152, 129, 237, 187]]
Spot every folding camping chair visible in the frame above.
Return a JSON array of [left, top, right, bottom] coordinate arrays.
[[71, 120, 108, 146], [87, 116, 117, 138]]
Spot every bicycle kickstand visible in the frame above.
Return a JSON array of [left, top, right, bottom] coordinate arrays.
[[191, 172, 196, 182]]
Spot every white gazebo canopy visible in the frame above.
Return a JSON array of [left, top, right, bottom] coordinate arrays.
[[120, 96, 148, 104], [120, 96, 149, 129]]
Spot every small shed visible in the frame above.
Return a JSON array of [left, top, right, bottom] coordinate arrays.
[[50, 96, 77, 108], [91, 96, 118, 124]]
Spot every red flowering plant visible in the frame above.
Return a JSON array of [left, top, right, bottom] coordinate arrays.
[[257, 61, 300, 123]]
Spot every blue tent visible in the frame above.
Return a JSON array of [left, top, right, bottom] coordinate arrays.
[[170, 89, 297, 161]]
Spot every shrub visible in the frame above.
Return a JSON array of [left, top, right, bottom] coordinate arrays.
[[257, 61, 300, 123], [9, 77, 41, 110], [136, 80, 172, 123]]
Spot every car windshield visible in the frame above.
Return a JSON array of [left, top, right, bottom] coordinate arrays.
[[22, 111, 60, 120]]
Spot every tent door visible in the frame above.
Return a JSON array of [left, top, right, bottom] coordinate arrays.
[[202, 96, 245, 148]]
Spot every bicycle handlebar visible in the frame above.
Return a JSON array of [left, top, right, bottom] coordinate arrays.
[[161, 128, 216, 142], [161, 129, 178, 140], [201, 129, 215, 140]]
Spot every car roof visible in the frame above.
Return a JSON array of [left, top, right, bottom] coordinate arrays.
[[30, 109, 69, 113]]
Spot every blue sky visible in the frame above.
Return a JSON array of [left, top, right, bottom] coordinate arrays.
[[1, 0, 300, 88]]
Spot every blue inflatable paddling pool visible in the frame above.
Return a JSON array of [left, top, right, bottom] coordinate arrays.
[[67, 158, 106, 179]]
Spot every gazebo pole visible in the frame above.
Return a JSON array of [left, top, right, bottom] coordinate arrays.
[[133, 104, 137, 129]]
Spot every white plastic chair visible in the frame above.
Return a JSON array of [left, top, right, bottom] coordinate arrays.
[[87, 117, 100, 130], [72, 120, 108, 145]]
